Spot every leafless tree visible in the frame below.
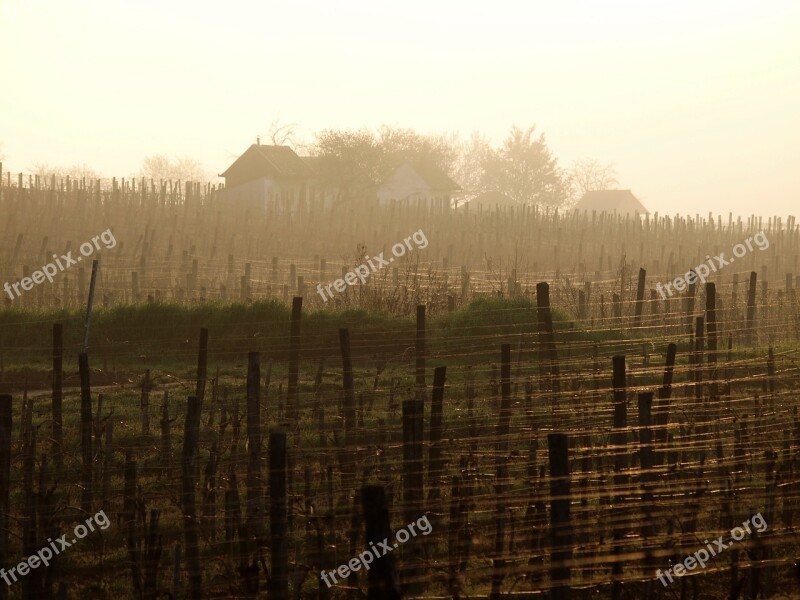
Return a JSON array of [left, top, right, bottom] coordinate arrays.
[[140, 155, 208, 182], [264, 118, 300, 147], [569, 158, 619, 199], [30, 162, 100, 180]]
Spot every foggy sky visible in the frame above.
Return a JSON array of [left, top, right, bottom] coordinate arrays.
[[1, 0, 798, 217]]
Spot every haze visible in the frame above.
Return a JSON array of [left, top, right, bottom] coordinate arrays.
[[2, 0, 798, 217]]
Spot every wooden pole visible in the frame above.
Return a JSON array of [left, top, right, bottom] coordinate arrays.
[[361, 485, 401, 600], [246, 352, 264, 536], [83, 259, 99, 351], [611, 355, 627, 598], [195, 328, 208, 406], [0, 395, 11, 600], [548, 433, 571, 600], [427, 366, 446, 501], [287, 297, 302, 421], [269, 431, 288, 600], [52, 322, 63, 467], [79, 352, 93, 513], [416, 304, 426, 391], [182, 395, 202, 600]]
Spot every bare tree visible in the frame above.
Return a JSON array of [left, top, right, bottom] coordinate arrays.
[[30, 162, 100, 180], [263, 118, 300, 147], [140, 155, 208, 182], [569, 158, 619, 199]]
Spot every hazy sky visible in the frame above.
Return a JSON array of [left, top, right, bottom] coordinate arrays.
[[2, 0, 798, 217]]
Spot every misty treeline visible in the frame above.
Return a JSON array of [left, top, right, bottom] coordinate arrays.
[[311, 125, 618, 207], [26, 155, 209, 184], [8, 125, 619, 208]]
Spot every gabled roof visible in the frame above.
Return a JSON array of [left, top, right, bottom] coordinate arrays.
[[379, 161, 461, 193], [220, 144, 314, 179], [573, 189, 649, 215], [407, 161, 461, 192], [464, 190, 519, 208]]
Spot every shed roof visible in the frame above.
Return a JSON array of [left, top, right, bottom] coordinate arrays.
[[220, 144, 314, 179], [573, 189, 649, 215]]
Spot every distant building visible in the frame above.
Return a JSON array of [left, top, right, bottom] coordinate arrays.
[[572, 189, 649, 216], [459, 190, 522, 210], [377, 162, 461, 210], [219, 144, 315, 212], [301, 155, 375, 209], [220, 145, 461, 211]]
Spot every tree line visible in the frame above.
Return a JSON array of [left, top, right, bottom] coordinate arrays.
[[3, 124, 619, 208]]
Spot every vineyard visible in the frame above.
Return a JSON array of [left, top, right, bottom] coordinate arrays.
[[0, 171, 799, 599]]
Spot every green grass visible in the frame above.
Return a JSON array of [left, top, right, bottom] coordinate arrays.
[[0, 297, 621, 380]]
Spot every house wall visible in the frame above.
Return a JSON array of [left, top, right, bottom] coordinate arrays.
[[376, 164, 453, 212], [377, 164, 432, 204], [222, 147, 271, 188], [221, 177, 310, 214]]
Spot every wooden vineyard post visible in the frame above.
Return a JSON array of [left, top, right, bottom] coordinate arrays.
[[402, 393, 424, 594], [706, 283, 718, 401], [269, 431, 289, 600], [490, 344, 512, 600], [103, 420, 113, 513], [694, 317, 705, 437], [195, 328, 208, 406], [448, 475, 462, 599], [548, 433, 572, 600], [140, 369, 151, 436], [361, 485, 401, 600], [427, 366, 446, 502], [201, 443, 218, 544], [160, 391, 173, 477], [537, 282, 561, 416], [633, 267, 646, 329], [611, 355, 628, 599], [654, 343, 677, 467], [287, 297, 302, 422], [124, 451, 142, 596], [745, 271, 757, 345], [339, 328, 356, 478], [638, 392, 656, 579], [182, 395, 202, 600], [685, 279, 697, 334], [83, 259, 99, 351], [246, 351, 264, 537], [79, 352, 93, 513], [52, 322, 63, 467], [416, 304, 426, 391], [0, 395, 10, 600]]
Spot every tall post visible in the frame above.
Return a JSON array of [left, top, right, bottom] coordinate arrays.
[[195, 328, 208, 407], [416, 304, 426, 391], [182, 395, 202, 600], [83, 259, 99, 351], [269, 431, 288, 600], [79, 352, 93, 512], [52, 323, 64, 467], [549, 433, 571, 600], [0, 395, 11, 600], [287, 297, 302, 421]]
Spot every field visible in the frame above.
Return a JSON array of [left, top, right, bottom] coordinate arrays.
[[0, 173, 799, 599]]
